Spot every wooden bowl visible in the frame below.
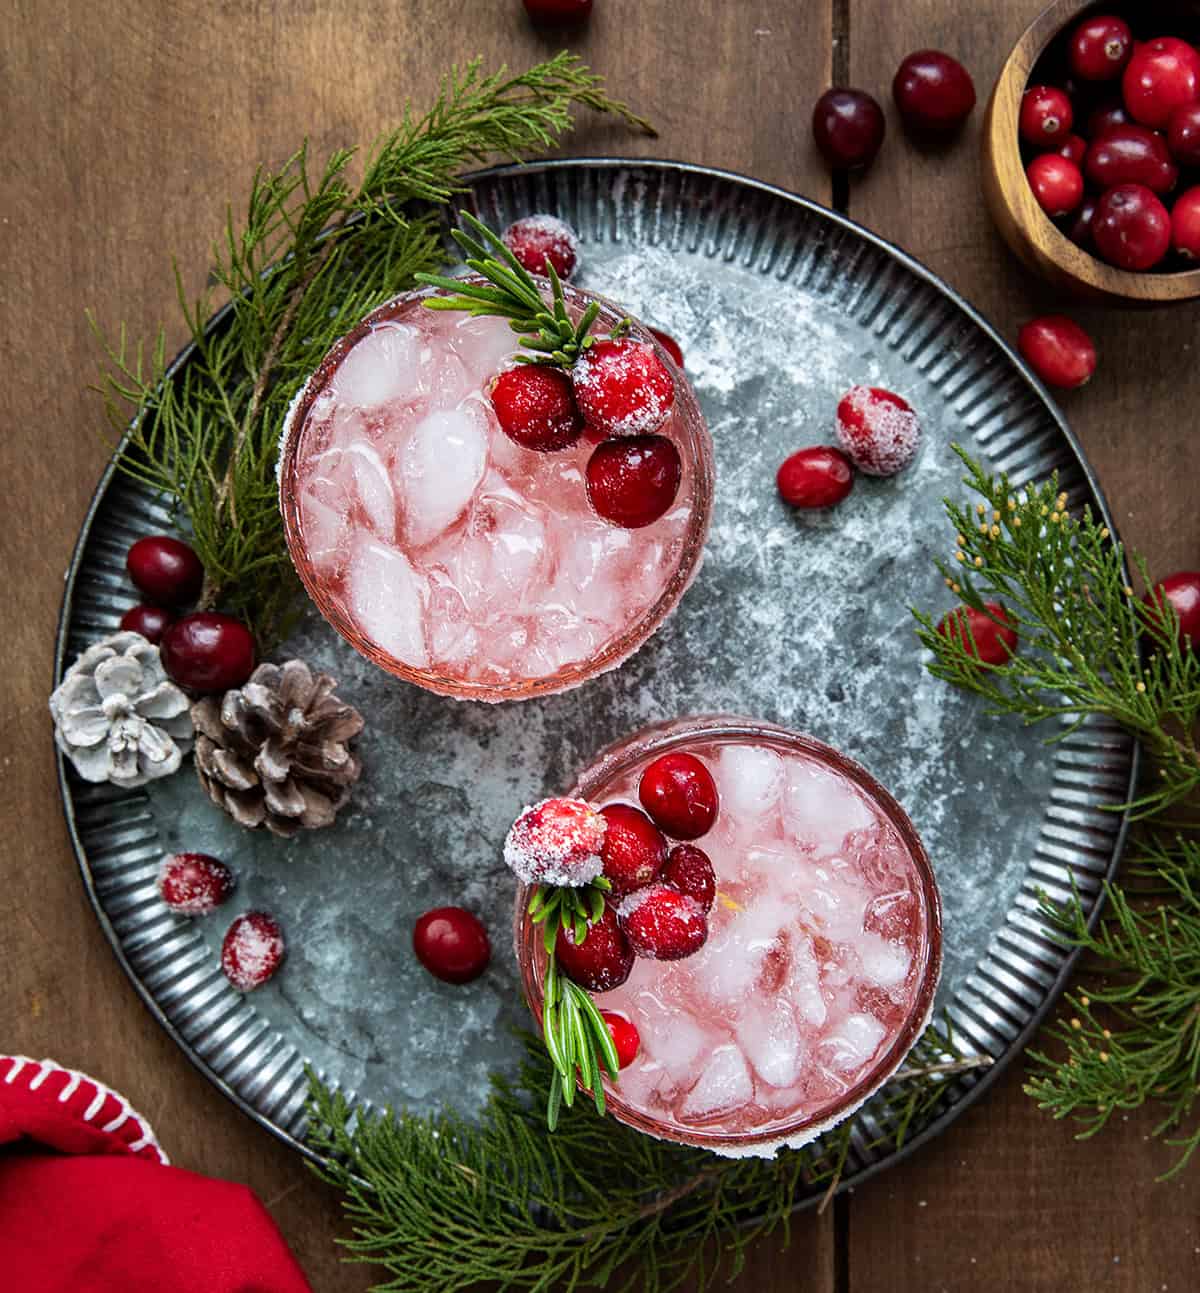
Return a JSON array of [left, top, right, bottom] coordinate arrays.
[[983, 0, 1200, 304]]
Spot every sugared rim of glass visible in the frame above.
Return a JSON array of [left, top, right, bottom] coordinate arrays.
[[513, 714, 944, 1153], [277, 282, 715, 703]]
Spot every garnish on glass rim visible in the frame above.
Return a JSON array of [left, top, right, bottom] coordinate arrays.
[[414, 210, 629, 370]]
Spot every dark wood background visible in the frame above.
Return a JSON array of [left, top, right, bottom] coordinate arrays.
[[3, 2, 1197, 1289]]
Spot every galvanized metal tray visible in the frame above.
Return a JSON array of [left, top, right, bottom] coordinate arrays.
[[55, 160, 1135, 1200]]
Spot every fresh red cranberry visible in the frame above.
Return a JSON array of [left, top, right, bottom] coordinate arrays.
[[490, 366, 583, 452], [157, 852, 235, 915], [1065, 195, 1098, 248], [585, 435, 681, 529], [1020, 85, 1074, 146], [501, 214, 580, 279], [1091, 183, 1172, 270], [1088, 98, 1131, 137], [1167, 102, 1200, 166], [572, 337, 675, 436], [598, 804, 668, 896], [1171, 186, 1200, 259], [1068, 15, 1133, 82], [776, 445, 855, 509], [892, 50, 976, 134], [1084, 124, 1178, 194], [504, 798, 606, 886], [617, 884, 708, 961], [413, 907, 491, 984], [160, 612, 255, 692], [663, 843, 716, 913], [1026, 154, 1084, 217], [119, 604, 174, 644], [1143, 572, 1200, 649], [554, 903, 634, 992], [811, 87, 886, 169], [1122, 38, 1200, 129], [1017, 316, 1097, 390], [221, 911, 285, 991], [936, 602, 1018, 666], [599, 1011, 641, 1069], [126, 535, 204, 607], [649, 328, 684, 368], [834, 385, 922, 477], [522, 0, 592, 23], [638, 752, 719, 841], [1056, 133, 1087, 166]]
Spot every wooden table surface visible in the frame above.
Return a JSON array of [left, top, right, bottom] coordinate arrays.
[[3, 2, 1198, 1289]]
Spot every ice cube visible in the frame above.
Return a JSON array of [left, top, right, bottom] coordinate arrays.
[[783, 764, 875, 852], [787, 935, 827, 1028], [346, 536, 429, 668], [331, 323, 420, 408], [427, 581, 479, 667], [718, 745, 783, 820], [448, 312, 519, 380], [345, 442, 396, 540], [468, 475, 548, 604], [681, 1044, 753, 1121], [687, 888, 797, 1007], [819, 1012, 887, 1072], [857, 933, 911, 988], [737, 997, 806, 1089], [398, 401, 489, 547], [300, 492, 347, 573], [630, 990, 711, 1086]]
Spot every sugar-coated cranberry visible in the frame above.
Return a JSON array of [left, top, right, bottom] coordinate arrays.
[[1017, 316, 1097, 390], [1056, 133, 1087, 166], [1084, 124, 1179, 194], [892, 50, 976, 134], [221, 911, 284, 991], [599, 1011, 641, 1069], [160, 612, 255, 692], [776, 445, 855, 509], [598, 803, 668, 896], [501, 214, 580, 279], [1171, 187, 1200, 259], [638, 752, 719, 841], [554, 903, 634, 992], [834, 385, 922, 477], [126, 535, 204, 607], [1068, 15, 1133, 82], [585, 435, 681, 529], [1026, 153, 1084, 217], [1020, 85, 1074, 145], [1091, 183, 1172, 270], [649, 328, 684, 368], [413, 907, 491, 984], [1088, 99, 1131, 137], [936, 602, 1018, 666], [617, 884, 708, 961], [1065, 195, 1098, 248], [157, 852, 235, 915], [573, 337, 675, 437], [522, 0, 592, 23], [490, 366, 583, 452], [663, 843, 716, 913], [1167, 102, 1200, 166], [811, 87, 886, 169], [1122, 38, 1200, 129], [1143, 572, 1200, 649], [119, 604, 174, 644], [504, 798, 606, 887]]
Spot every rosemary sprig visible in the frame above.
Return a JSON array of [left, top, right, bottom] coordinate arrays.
[[528, 878, 621, 1128], [415, 209, 626, 368], [89, 55, 652, 647], [916, 447, 1200, 1176]]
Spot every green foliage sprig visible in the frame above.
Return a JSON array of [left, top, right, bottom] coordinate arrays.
[[89, 55, 653, 647], [307, 1018, 988, 1293], [915, 446, 1200, 1176]]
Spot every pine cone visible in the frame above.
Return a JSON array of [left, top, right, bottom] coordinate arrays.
[[191, 660, 364, 837]]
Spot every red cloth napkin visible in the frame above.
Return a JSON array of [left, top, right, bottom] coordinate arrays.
[[0, 1055, 313, 1292]]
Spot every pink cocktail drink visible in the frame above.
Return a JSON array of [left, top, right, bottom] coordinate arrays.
[[278, 286, 713, 701], [516, 717, 941, 1157]]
